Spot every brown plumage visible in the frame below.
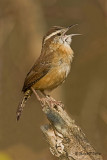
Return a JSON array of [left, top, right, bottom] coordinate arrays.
[[16, 25, 80, 121]]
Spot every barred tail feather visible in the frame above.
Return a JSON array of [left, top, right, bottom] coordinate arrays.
[[16, 90, 32, 121]]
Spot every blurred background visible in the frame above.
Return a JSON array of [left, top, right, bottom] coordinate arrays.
[[0, 0, 107, 159]]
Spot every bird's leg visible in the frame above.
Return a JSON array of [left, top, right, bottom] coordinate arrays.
[[31, 87, 41, 101], [39, 90, 52, 106], [32, 89, 64, 108], [31, 88, 51, 107]]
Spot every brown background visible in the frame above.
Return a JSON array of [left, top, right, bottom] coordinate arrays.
[[0, 0, 107, 160]]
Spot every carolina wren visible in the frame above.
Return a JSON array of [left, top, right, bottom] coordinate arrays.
[[16, 24, 81, 120]]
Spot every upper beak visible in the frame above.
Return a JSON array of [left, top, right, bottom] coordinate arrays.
[[62, 24, 78, 35], [67, 24, 78, 30]]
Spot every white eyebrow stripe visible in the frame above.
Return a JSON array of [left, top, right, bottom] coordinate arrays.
[[44, 30, 61, 43]]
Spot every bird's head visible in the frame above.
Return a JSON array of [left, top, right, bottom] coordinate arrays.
[[42, 24, 81, 47]]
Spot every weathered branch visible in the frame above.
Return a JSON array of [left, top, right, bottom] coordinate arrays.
[[40, 99, 103, 160]]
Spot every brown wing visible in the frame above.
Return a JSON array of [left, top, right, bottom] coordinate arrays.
[[22, 53, 54, 92]]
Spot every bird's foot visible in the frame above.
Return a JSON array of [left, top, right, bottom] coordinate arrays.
[[45, 96, 64, 109], [31, 88, 64, 108], [39, 97, 51, 107], [39, 96, 64, 109]]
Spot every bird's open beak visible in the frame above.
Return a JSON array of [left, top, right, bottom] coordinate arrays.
[[62, 24, 82, 38]]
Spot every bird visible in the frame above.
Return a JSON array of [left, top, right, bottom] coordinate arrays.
[[16, 24, 81, 121]]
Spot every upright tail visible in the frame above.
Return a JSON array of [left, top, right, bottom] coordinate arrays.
[[16, 89, 32, 121]]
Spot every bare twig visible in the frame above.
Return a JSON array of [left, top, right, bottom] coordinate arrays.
[[40, 99, 103, 160]]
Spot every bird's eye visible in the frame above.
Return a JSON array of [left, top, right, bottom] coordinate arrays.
[[57, 33, 61, 36]]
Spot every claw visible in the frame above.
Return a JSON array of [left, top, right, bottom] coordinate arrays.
[[42, 96, 64, 109]]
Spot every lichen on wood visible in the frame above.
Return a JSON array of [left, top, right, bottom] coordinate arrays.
[[40, 99, 103, 160]]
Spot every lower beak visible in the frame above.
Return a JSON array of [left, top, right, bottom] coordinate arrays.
[[69, 33, 82, 37]]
